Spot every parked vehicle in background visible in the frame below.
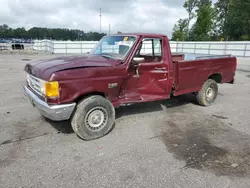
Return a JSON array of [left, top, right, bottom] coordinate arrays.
[[23, 33, 237, 140], [0, 38, 33, 44]]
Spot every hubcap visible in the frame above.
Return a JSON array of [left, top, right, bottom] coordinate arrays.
[[85, 107, 108, 131], [206, 87, 214, 101]]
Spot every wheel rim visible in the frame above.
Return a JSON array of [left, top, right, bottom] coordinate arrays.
[[206, 87, 215, 101], [85, 107, 108, 131]]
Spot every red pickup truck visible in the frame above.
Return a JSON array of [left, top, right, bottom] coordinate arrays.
[[24, 33, 237, 140]]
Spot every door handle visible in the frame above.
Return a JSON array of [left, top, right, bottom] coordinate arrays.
[[155, 67, 166, 70]]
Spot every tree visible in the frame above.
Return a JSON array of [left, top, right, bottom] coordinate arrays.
[[0, 24, 8, 32], [172, 0, 250, 41], [0, 25, 106, 41], [190, 0, 215, 41], [171, 18, 189, 41], [225, 0, 250, 40], [213, 0, 231, 40], [184, 0, 198, 40], [208, 0, 250, 41]]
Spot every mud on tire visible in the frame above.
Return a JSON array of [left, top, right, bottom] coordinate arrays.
[[71, 95, 115, 140], [196, 79, 218, 106]]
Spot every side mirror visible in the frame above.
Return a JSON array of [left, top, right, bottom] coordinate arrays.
[[132, 57, 144, 65], [131, 57, 144, 77]]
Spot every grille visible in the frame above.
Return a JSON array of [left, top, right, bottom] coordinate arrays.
[[27, 74, 43, 96]]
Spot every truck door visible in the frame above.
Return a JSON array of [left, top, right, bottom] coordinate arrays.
[[120, 37, 169, 103]]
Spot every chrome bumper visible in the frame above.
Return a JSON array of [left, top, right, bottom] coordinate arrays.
[[23, 86, 76, 121]]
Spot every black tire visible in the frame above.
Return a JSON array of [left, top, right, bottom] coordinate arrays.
[[196, 79, 218, 106], [71, 95, 115, 140]]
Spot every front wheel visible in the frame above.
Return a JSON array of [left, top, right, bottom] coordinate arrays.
[[71, 95, 115, 140], [196, 79, 218, 106]]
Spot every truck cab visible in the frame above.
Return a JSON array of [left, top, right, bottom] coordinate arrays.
[[24, 33, 237, 140]]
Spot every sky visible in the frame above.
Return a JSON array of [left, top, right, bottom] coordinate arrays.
[[0, 0, 218, 38]]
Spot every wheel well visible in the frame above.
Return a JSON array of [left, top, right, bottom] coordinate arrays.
[[74, 92, 106, 104], [208, 73, 222, 83]]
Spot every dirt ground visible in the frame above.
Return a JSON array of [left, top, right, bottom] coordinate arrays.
[[0, 54, 250, 188]]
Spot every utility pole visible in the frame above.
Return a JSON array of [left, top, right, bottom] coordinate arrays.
[[100, 8, 102, 33]]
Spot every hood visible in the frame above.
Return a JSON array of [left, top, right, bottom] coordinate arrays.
[[24, 54, 121, 80]]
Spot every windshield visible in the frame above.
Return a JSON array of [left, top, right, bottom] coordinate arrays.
[[89, 35, 137, 60]]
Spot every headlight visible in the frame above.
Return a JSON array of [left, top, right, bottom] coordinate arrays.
[[40, 81, 59, 98]]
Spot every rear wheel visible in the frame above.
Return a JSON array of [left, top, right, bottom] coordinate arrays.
[[196, 79, 218, 106], [71, 95, 115, 140]]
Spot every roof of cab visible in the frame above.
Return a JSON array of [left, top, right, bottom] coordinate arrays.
[[109, 32, 168, 38]]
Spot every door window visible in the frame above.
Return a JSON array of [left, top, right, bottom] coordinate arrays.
[[135, 38, 163, 63]]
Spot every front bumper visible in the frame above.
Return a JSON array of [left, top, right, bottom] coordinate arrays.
[[23, 86, 76, 121]]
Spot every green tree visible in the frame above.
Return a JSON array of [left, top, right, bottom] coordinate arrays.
[[213, 0, 231, 40], [190, 0, 215, 41], [184, 0, 198, 40], [0, 24, 8, 31], [172, 0, 250, 41], [225, 0, 250, 40], [0, 25, 106, 41], [171, 18, 189, 41]]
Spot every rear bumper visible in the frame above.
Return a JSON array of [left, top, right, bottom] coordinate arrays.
[[23, 86, 76, 121]]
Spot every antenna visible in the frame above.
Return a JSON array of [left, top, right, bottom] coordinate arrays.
[[100, 8, 102, 33]]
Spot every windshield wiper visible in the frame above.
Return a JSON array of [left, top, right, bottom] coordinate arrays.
[[99, 53, 116, 60]]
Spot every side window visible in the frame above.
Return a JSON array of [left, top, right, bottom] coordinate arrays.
[[153, 39, 162, 56], [137, 38, 163, 63], [140, 40, 153, 55]]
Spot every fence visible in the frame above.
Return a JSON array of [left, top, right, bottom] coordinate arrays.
[[32, 39, 250, 57]]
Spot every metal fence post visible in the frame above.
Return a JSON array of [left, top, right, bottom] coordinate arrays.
[[50, 40, 52, 53], [223, 42, 227, 55], [244, 43, 247, 57], [81, 42, 82, 54], [65, 43, 67, 54], [194, 43, 196, 54], [45, 40, 47, 52], [52, 41, 55, 54], [50, 40, 52, 54], [208, 43, 211, 54]]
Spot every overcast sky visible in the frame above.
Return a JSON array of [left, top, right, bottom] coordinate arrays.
[[0, 0, 218, 38]]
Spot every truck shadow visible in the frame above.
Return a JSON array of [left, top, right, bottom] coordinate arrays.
[[45, 118, 73, 134], [46, 94, 197, 134], [115, 94, 197, 119]]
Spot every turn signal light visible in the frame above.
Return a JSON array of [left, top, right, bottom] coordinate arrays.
[[44, 81, 59, 98]]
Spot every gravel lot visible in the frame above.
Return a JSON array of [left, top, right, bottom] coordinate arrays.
[[0, 54, 250, 188]]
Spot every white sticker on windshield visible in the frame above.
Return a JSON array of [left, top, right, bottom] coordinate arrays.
[[117, 41, 133, 46]]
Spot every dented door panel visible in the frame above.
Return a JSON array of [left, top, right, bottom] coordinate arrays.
[[120, 62, 169, 103]]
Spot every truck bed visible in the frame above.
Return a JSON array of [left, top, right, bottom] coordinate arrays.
[[172, 53, 237, 96], [172, 53, 233, 61]]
